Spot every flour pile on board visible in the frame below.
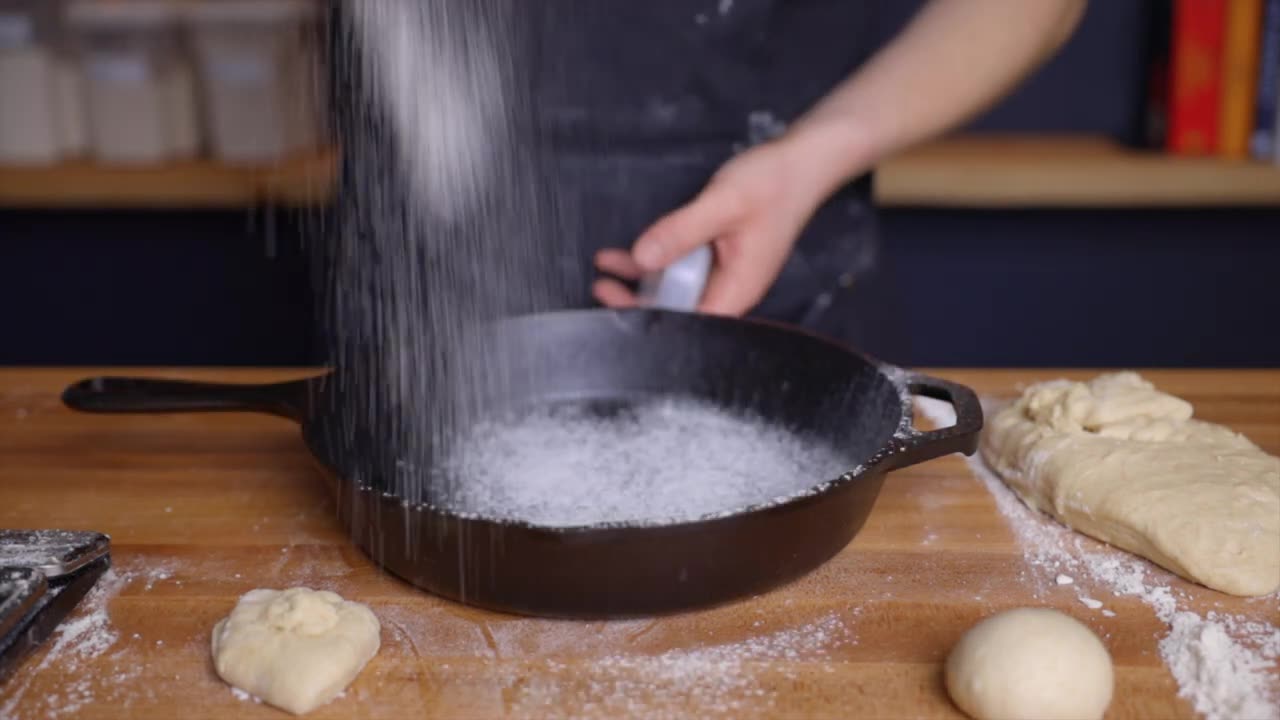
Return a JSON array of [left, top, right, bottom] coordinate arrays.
[[914, 395, 1280, 720], [438, 396, 853, 526], [1161, 611, 1280, 720]]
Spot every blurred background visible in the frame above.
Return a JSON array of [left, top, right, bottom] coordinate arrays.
[[1, 0, 1278, 368]]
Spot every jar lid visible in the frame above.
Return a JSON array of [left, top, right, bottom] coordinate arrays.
[[186, 0, 315, 24], [66, 0, 182, 29]]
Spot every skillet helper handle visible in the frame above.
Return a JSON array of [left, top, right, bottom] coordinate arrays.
[[889, 371, 984, 470], [62, 377, 307, 421]]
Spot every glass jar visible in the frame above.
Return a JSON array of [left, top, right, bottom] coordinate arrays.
[[187, 0, 322, 165], [0, 0, 62, 165], [67, 0, 200, 165]]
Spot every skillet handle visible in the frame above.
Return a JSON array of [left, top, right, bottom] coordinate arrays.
[[887, 371, 983, 470], [61, 377, 310, 422]]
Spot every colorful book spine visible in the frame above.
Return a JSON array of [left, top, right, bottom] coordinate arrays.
[[1219, 0, 1264, 158], [1168, 0, 1228, 155], [1253, 0, 1280, 160]]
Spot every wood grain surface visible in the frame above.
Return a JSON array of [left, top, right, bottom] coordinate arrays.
[[1, 368, 1276, 719], [6, 136, 1280, 210], [875, 135, 1280, 208]]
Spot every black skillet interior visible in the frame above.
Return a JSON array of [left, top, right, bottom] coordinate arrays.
[[62, 309, 981, 618]]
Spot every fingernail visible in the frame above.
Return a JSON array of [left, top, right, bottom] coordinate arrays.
[[633, 242, 661, 270]]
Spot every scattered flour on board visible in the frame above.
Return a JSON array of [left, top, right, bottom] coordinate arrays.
[[0, 568, 125, 720], [915, 395, 1280, 720], [0, 562, 176, 720], [373, 601, 860, 718], [506, 610, 859, 717], [229, 686, 262, 704]]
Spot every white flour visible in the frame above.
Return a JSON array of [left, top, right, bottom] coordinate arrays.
[[229, 686, 262, 704], [1162, 611, 1280, 720], [439, 396, 851, 526], [498, 611, 858, 717], [0, 563, 173, 720], [916, 395, 1280, 720], [0, 568, 124, 720], [371, 598, 861, 718], [0, 530, 103, 571], [347, 0, 506, 221], [328, 0, 577, 505]]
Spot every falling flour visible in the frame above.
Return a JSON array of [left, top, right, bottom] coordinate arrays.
[[438, 396, 853, 526], [915, 396, 1280, 720], [324, 0, 577, 505]]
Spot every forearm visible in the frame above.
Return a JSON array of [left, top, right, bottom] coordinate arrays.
[[782, 0, 1087, 198]]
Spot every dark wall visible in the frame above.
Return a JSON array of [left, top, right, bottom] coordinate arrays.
[[4, 205, 1277, 368], [0, 210, 314, 365], [875, 208, 1280, 368]]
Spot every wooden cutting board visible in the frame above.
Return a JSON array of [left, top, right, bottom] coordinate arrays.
[[1, 368, 1276, 719]]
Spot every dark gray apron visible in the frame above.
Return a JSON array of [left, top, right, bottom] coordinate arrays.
[[528, 0, 884, 345]]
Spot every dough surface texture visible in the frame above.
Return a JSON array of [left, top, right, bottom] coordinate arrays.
[[211, 587, 381, 715], [945, 607, 1113, 720], [983, 372, 1280, 596]]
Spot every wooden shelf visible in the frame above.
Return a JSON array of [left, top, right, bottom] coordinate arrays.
[[2, 136, 1280, 210], [0, 148, 336, 209], [875, 135, 1280, 208]]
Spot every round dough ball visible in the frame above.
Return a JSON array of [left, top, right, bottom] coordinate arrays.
[[945, 607, 1113, 720]]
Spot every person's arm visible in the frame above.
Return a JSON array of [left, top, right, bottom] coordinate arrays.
[[595, 0, 1088, 315]]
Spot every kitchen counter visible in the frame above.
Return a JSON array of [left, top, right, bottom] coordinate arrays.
[[1, 368, 1277, 719]]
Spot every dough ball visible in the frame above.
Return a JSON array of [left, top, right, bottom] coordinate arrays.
[[211, 587, 381, 715], [945, 608, 1113, 720]]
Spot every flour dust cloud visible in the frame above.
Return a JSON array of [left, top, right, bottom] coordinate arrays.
[[321, 1, 838, 537], [320, 0, 576, 506]]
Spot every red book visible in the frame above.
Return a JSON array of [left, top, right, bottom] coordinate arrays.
[[1168, 0, 1229, 155]]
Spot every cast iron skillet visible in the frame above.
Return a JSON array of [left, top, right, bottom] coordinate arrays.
[[62, 309, 981, 618]]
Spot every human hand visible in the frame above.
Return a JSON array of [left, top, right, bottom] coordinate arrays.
[[592, 137, 831, 316]]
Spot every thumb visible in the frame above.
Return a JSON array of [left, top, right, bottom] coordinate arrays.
[[632, 183, 745, 272]]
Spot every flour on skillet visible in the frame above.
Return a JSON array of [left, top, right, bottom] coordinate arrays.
[[915, 395, 1280, 720], [436, 396, 855, 527]]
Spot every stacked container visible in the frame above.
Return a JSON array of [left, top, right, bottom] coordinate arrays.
[[0, 0, 63, 164], [187, 0, 322, 165], [66, 0, 200, 165], [52, 5, 88, 159]]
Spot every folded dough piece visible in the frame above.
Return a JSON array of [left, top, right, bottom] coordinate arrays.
[[983, 372, 1280, 597], [212, 587, 381, 715]]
